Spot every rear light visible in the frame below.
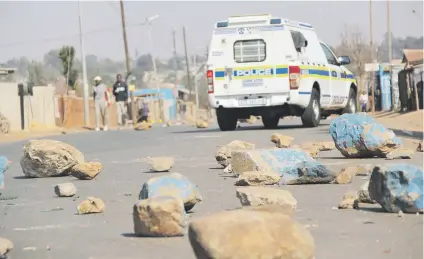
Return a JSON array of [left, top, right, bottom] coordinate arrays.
[[289, 66, 301, 90], [207, 70, 214, 94]]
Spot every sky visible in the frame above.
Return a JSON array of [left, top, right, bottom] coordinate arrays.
[[0, 0, 423, 63]]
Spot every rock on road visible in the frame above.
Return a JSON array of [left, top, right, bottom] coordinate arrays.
[[0, 119, 422, 259]]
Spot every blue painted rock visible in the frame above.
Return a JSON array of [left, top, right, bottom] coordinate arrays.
[[231, 149, 334, 185], [368, 164, 423, 213], [139, 172, 202, 212], [133, 196, 187, 237], [0, 156, 11, 196], [329, 113, 402, 158], [20, 139, 84, 178]]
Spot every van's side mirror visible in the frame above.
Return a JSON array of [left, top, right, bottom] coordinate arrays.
[[338, 56, 351, 65]]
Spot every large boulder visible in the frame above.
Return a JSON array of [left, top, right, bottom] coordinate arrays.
[[0, 156, 11, 196], [215, 140, 255, 168], [368, 164, 423, 213], [133, 196, 186, 237], [20, 139, 84, 178], [329, 113, 402, 158], [188, 209, 315, 259], [236, 187, 297, 210], [232, 149, 335, 185], [139, 172, 202, 212]]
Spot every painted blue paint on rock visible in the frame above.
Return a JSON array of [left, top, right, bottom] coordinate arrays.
[[139, 172, 202, 212], [329, 113, 402, 158], [0, 156, 11, 196], [258, 149, 334, 184], [369, 164, 423, 213]]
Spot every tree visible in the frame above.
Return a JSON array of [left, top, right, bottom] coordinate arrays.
[[27, 61, 46, 86], [59, 45, 78, 90], [335, 25, 372, 91]]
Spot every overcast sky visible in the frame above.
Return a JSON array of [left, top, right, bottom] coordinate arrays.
[[0, 1, 422, 63]]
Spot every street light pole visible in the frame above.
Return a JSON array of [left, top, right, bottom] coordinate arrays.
[[77, 0, 90, 127], [370, 0, 375, 114]]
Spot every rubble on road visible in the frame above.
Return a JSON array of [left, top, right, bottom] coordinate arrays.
[[188, 209, 315, 259], [134, 121, 152, 131], [0, 237, 13, 258], [71, 161, 103, 180], [417, 141, 423, 152], [215, 140, 255, 168], [357, 181, 375, 204], [300, 145, 320, 158], [148, 157, 174, 172], [368, 164, 423, 213], [223, 164, 232, 174], [333, 167, 357, 184], [270, 133, 294, 148], [236, 187, 297, 210], [231, 149, 335, 185], [133, 196, 186, 237], [20, 139, 84, 178], [301, 141, 335, 152], [234, 171, 281, 186], [355, 164, 373, 176], [330, 113, 402, 158], [54, 183, 76, 197], [77, 197, 105, 214], [0, 156, 11, 196], [241, 204, 294, 217], [195, 119, 208, 129], [139, 172, 202, 212], [385, 148, 414, 160], [338, 191, 359, 209]]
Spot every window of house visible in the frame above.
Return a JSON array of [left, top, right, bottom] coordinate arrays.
[[234, 39, 266, 63]]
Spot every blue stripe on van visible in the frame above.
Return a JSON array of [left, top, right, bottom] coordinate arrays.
[[215, 71, 225, 78], [308, 69, 330, 77], [276, 67, 288, 75]]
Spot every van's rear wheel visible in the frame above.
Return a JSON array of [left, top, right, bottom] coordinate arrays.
[[301, 88, 321, 127], [262, 115, 280, 129], [343, 88, 357, 114], [217, 108, 237, 131]]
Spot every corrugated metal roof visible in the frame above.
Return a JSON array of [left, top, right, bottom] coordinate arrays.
[[402, 49, 424, 64]]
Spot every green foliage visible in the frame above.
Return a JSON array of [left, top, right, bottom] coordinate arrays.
[[59, 45, 78, 89]]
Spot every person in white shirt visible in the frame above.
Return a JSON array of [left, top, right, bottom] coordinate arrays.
[[359, 91, 368, 113]]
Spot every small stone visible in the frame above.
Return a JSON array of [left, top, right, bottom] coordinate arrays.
[[223, 164, 233, 174], [215, 140, 255, 168], [357, 181, 376, 204], [196, 120, 208, 129], [71, 162, 103, 180], [148, 157, 174, 172], [235, 171, 281, 186], [385, 148, 414, 160], [315, 141, 336, 151], [188, 209, 315, 259], [77, 197, 105, 214], [0, 237, 13, 257], [398, 210, 404, 218], [338, 191, 359, 209], [355, 164, 373, 176], [417, 141, 423, 152], [54, 183, 76, 197], [236, 187, 297, 210], [270, 133, 294, 148], [134, 121, 152, 131], [133, 196, 186, 237], [334, 167, 356, 184]]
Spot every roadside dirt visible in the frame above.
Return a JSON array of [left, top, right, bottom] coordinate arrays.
[[0, 127, 90, 144], [374, 110, 423, 133]]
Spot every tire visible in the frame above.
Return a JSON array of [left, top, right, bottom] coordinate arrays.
[[343, 88, 357, 114], [301, 88, 321, 127], [217, 108, 237, 131], [262, 115, 279, 129]]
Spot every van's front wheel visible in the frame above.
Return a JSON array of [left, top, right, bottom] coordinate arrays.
[[217, 108, 237, 131], [301, 89, 321, 127]]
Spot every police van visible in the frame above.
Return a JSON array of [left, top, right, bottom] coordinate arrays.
[[206, 14, 357, 131]]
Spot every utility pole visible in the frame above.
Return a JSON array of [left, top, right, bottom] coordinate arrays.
[[119, 0, 136, 124], [182, 26, 192, 96], [387, 0, 394, 111], [78, 0, 90, 127], [370, 0, 375, 114]]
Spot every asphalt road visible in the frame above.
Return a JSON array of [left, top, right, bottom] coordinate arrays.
[[0, 119, 423, 259]]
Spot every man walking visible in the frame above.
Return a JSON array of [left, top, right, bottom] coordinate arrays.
[[113, 74, 128, 129], [93, 76, 109, 131]]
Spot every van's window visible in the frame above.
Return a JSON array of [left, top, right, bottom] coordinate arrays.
[[234, 39, 266, 63], [320, 43, 338, 65], [290, 31, 307, 52]]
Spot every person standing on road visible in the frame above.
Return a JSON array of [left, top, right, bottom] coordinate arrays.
[[93, 76, 109, 131], [359, 90, 368, 112], [113, 74, 128, 129]]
